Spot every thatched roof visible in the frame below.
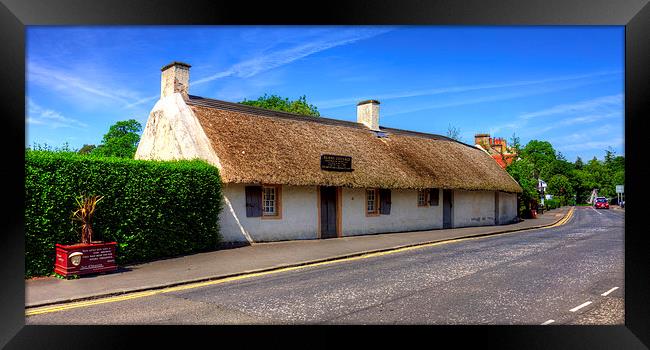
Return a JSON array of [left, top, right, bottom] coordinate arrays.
[[186, 95, 522, 193]]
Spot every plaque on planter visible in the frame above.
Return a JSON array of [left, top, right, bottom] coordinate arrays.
[[321, 154, 353, 172], [54, 242, 118, 277]]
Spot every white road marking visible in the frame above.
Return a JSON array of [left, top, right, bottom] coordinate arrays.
[[570, 301, 592, 312], [591, 207, 603, 215], [601, 287, 619, 296], [541, 319, 555, 325]]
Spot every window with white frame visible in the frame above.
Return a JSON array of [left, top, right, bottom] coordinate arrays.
[[366, 189, 378, 215], [263, 186, 277, 216], [418, 189, 428, 207]]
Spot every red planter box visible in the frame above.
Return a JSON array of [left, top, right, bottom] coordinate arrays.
[[54, 242, 118, 277]]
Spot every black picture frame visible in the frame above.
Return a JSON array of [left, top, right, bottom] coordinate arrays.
[[1, 0, 647, 348]]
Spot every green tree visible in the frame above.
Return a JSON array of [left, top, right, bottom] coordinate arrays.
[[509, 133, 521, 156], [547, 174, 573, 205], [574, 156, 584, 170], [541, 156, 574, 181], [520, 140, 556, 179], [240, 94, 320, 117], [77, 144, 96, 155], [507, 139, 623, 206], [92, 119, 143, 158], [572, 168, 594, 203], [506, 157, 538, 216]]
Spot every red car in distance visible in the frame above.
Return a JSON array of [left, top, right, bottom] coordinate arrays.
[[594, 197, 610, 209]]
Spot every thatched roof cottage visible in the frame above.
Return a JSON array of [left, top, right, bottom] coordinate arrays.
[[136, 62, 522, 244]]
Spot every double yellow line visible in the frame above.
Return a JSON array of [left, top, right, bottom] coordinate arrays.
[[548, 206, 575, 228], [26, 207, 576, 317]]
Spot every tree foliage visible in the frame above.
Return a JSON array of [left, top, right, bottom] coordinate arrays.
[[506, 157, 538, 212], [25, 151, 222, 277], [92, 119, 143, 158], [240, 94, 320, 117], [509, 133, 521, 156], [77, 144, 96, 155], [507, 139, 625, 214], [520, 140, 556, 178]]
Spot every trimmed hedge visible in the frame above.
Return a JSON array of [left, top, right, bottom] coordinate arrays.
[[26, 151, 223, 277], [544, 198, 561, 210]]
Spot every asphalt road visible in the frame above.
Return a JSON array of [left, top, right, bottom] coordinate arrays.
[[26, 206, 624, 325]]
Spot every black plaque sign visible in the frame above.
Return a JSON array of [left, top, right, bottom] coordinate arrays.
[[321, 154, 353, 172]]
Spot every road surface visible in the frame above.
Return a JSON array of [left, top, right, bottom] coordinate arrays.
[[27, 206, 624, 325]]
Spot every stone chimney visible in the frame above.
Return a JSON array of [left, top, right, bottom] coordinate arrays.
[[161, 61, 191, 98], [357, 100, 380, 130], [474, 133, 490, 147]]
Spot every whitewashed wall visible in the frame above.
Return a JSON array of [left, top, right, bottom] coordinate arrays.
[[135, 93, 222, 168], [218, 186, 519, 242], [340, 188, 443, 236], [498, 191, 518, 224], [452, 190, 497, 227], [219, 184, 319, 242]]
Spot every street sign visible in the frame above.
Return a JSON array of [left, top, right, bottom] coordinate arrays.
[[616, 185, 624, 194]]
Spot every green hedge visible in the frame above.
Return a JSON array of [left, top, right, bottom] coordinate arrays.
[[544, 198, 561, 210], [25, 151, 223, 277]]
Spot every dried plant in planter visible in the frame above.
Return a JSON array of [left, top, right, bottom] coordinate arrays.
[[71, 194, 104, 244]]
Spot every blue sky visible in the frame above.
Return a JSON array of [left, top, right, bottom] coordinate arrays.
[[26, 26, 624, 162]]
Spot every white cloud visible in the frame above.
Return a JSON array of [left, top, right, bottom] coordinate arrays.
[[28, 62, 154, 111], [558, 137, 624, 152], [523, 111, 621, 136], [384, 76, 619, 118], [316, 70, 621, 109], [519, 94, 623, 120], [123, 95, 159, 109], [192, 28, 393, 86], [488, 92, 624, 137], [26, 98, 87, 129]]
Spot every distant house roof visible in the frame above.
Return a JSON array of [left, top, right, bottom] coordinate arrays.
[[185, 95, 522, 193], [492, 153, 516, 169]]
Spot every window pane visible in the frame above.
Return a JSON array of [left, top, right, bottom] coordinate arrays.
[[418, 190, 426, 206], [263, 187, 276, 215], [367, 189, 375, 212]]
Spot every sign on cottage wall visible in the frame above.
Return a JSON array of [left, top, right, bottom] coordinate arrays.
[[321, 154, 353, 172]]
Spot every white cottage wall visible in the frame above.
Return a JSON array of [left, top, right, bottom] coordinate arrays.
[[498, 191, 518, 224], [135, 93, 221, 168], [452, 190, 497, 227], [341, 188, 443, 236], [219, 184, 319, 242]]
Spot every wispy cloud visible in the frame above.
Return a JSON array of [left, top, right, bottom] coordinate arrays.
[[124, 95, 159, 109], [384, 75, 619, 118], [557, 137, 624, 152], [316, 70, 621, 109], [519, 93, 623, 119], [193, 28, 393, 86], [28, 62, 153, 110], [26, 98, 87, 129], [525, 111, 621, 136], [489, 93, 623, 135]]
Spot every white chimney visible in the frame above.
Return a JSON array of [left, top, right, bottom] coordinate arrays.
[[357, 100, 380, 130], [161, 61, 191, 98]]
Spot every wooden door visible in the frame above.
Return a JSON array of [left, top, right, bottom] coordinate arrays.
[[443, 189, 452, 229], [320, 186, 338, 238]]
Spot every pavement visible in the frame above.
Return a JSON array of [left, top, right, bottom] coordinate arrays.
[[611, 204, 625, 211], [25, 206, 572, 309]]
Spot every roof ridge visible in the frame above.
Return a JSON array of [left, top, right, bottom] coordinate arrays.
[[185, 94, 475, 148], [186, 95, 365, 129]]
